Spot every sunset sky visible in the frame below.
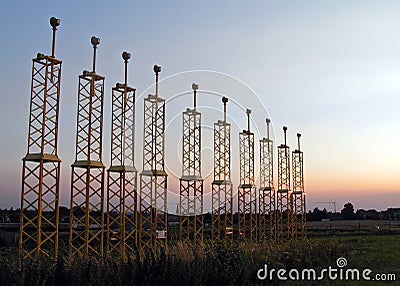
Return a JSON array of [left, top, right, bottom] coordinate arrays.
[[0, 1, 399, 211]]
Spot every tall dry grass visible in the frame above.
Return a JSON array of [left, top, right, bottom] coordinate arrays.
[[1, 238, 349, 285]]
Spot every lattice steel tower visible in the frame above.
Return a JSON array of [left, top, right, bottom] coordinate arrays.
[[106, 52, 137, 259], [258, 118, 276, 242], [291, 133, 306, 240], [179, 83, 204, 246], [238, 109, 257, 241], [211, 97, 233, 242], [69, 36, 105, 258], [20, 17, 62, 260], [277, 126, 291, 243], [139, 65, 168, 251]]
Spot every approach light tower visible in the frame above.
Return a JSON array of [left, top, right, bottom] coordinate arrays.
[[291, 133, 306, 239], [20, 17, 62, 260], [139, 65, 168, 250], [211, 97, 233, 242], [277, 126, 291, 243], [238, 109, 257, 241], [258, 118, 276, 242], [106, 52, 137, 259], [69, 36, 105, 258], [179, 83, 204, 246]]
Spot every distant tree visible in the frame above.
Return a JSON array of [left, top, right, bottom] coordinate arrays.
[[59, 206, 69, 217], [9, 212, 19, 223], [356, 209, 379, 220], [341, 202, 355, 220], [204, 212, 212, 223], [307, 207, 326, 221], [322, 208, 329, 219]]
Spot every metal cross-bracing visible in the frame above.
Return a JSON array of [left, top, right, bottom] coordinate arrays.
[[69, 37, 106, 258], [277, 126, 291, 243], [139, 65, 168, 251], [179, 83, 204, 246], [291, 133, 306, 240], [238, 109, 257, 241], [211, 97, 233, 243], [20, 17, 62, 260], [106, 52, 138, 260], [258, 118, 276, 242]]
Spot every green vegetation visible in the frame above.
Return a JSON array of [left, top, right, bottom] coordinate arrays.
[[317, 235, 400, 278], [0, 235, 398, 285]]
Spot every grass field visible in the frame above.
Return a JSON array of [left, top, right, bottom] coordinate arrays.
[[0, 234, 398, 285], [312, 235, 400, 285]]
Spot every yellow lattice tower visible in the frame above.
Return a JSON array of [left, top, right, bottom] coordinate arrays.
[[258, 118, 276, 242], [211, 97, 233, 243], [69, 36, 105, 258], [20, 17, 62, 260], [277, 126, 291, 243], [139, 65, 168, 251], [291, 133, 306, 240], [179, 83, 204, 246], [238, 109, 257, 241], [106, 52, 138, 260]]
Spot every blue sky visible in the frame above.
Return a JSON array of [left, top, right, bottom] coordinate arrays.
[[0, 1, 399, 211]]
